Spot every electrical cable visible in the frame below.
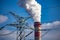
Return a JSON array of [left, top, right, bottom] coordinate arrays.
[[25, 31, 33, 37], [41, 27, 60, 37], [0, 26, 5, 30], [0, 29, 17, 36], [41, 30, 51, 37], [0, 25, 7, 30]]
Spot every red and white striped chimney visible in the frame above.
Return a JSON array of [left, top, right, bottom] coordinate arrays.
[[34, 22, 41, 40]]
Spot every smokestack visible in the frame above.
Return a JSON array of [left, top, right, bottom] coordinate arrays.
[[18, 0, 41, 40], [34, 22, 41, 40]]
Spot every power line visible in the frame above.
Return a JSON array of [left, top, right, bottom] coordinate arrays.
[[25, 31, 33, 37], [0, 25, 7, 30], [0, 29, 17, 36]]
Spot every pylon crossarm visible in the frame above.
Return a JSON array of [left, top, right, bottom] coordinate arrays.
[[7, 24, 19, 27], [9, 11, 20, 19]]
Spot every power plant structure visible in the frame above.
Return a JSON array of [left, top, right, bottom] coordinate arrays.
[[34, 22, 41, 40]]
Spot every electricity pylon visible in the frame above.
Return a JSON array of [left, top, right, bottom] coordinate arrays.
[[0, 11, 32, 40], [8, 11, 31, 40]]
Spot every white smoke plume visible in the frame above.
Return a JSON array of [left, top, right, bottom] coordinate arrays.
[[18, 0, 41, 22]]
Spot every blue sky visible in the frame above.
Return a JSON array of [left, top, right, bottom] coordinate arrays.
[[0, 0, 60, 24], [37, 0, 60, 23], [0, 0, 60, 40]]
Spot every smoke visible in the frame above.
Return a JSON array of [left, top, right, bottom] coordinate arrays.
[[18, 0, 41, 22]]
